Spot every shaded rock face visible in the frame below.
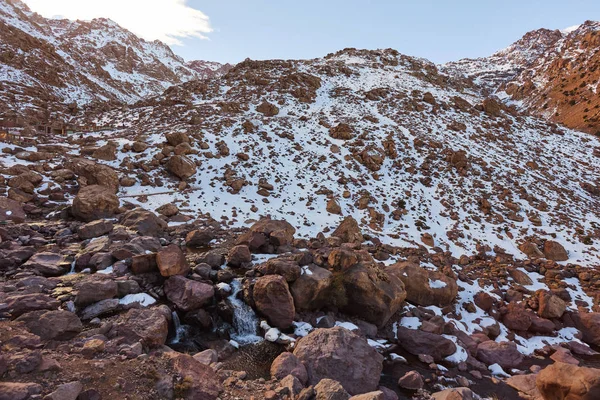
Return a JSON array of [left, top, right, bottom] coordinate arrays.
[[237, 218, 296, 253], [395, 327, 457, 361], [388, 262, 458, 307], [120, 208, 167, 236], [543, 240, 569, 261], [537, 290, 566, 319], [574, 312, 600, 347], [156, 244, 190, 277], [0, 196, 26, 223], [72, 185, 120, 222], [335, 263, 406, 328], [293, 327, 383, 395], [253, 275, 295, 329], [270, 352, 308, 384], [115, 308, 169, 347], [164, 275, 214, 312], [290, 264, 333, 311], [314, 378, 350, 400], [166, 155, 196, 180], [476, 341, 524, 369], [331, 216, 364, 243], [536, 362, 600, 400], [66, 158, 120, 193], [17, 310, 82, 340], [166, 352, 222, 400], [21, 252, 70, 277], [5, 293, 60, 319]]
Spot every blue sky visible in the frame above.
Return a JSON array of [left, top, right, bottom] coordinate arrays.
[[177, 0, 598, 63]]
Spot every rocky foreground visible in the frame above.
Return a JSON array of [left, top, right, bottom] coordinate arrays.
[[1, 141, 600, 400]]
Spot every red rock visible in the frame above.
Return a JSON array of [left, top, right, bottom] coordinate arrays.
[[290, 264, 332, 311], [270, 352, 308, 384], [0, 196, 26, 223], [166, 352, 222, 400], [253, 275, 295, 329], [396, 327, 457, 361], [543, 240, 568, 261], [156, 244, 189, 277], [116, 308, 168, 347], [388, 262, 457, 307], [331, 216, 364, 243], [538, 290, 567, 319], [164, 275, 214, 312], [293, 327, 383, 395], [71, 185, 119, 222], [536, 362, 600, 400], [397, 370, 424, 390], [476, 341, 524, 369]]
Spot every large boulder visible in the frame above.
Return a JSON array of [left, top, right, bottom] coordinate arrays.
[[74, 280, 118, 306], [0, 196, 26, 223], [331, 216, 364, 243], [78, 220, 114, 240], [164, 276, 214, 312], [271, 352, 308, 384], [315, 379, 350, 400], [66, 158, 119, 193], [396, 327, 457, 361], [476, 341, 524, 369], [115, 308, 169, 347], [574, 313, 600, 347], [388, 262, 457, 307], [334, 263, 405, 327], [537, 290, 567, 319], [166, 155, 196, 180], [293, 327, 383, 395], [17, 310, 82, 340], [156, 244, 190, 277], [291, 264, 333, 311], [72, 185, 119, 222], [120, 208, 167, 236], [21, 252, 70, 277], [536, 362, 600, 400], [253, 275, 295, 329], [258, 257, 302, 282], [236, 218, 296, 253], [4, 293, 60, 318], [543, 240, 569, 261], [165, 352, 222, 400]]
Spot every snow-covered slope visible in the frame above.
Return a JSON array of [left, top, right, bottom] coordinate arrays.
[[0, 0, 226, 119], [444, 21, 600, 134], [70, 48, 600, 266]]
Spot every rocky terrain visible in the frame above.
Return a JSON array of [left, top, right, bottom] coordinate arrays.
[[0, 0, 229, 122], [1, 3, 600, 400]]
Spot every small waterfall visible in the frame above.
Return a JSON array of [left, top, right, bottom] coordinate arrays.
[[67, 260, 76, 275], [229, 279, 262, 344], [170, 311, 188, 344]]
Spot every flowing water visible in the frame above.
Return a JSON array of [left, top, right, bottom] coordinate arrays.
[[170, 311, 189, 344], [228, 278, 262, 344]]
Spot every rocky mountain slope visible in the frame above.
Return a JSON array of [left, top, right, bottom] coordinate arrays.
[[445, 21, 600, 135], [0, 0, 227, 121]]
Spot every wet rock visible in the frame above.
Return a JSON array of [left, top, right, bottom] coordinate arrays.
[[290, 264, 332, 311], [17, 310, 82, 340], [396, 327, 456, 361], [389, 262, 457, 307], [157, 244, 190, 276], [164, 275, 214, 312], [21, 252, 69, 277], [72, 185, 119, 222], [536, 362, 600, 400], [476, 340, 523, 369], [253, 275, 295, 329], [293, 327, 383, 395], [271, 352, 308, 384]]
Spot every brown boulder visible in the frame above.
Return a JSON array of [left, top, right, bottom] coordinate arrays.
[[331, 216, 364, 243], [290, 264, 333, 310], [17, 310, 82, 340], [120, 208, 167, 236], [0, 196, 26, 223], [315, 379, 350, 400], [253, 275, 295, 329], [476, 341, 524, 369], [66, 158, 120, 193], [237, 218, 296, 252], [330, 123, 354, 140], [92, 142, 117, 161], [257, 101, 280, 116], [519, 242, 544, 259], [166, 155, 196, 180], [185, 229, 214, 247], [5, 293, 60, 318], [165, 132, 190, 146], [258, 258, 302, 282], [75, 280, 118, 306], [293, 327, 383, 395], [543, 241, 569, 261], [157, 244, 190, 277], [227, 245, 252, 267], [166, 352, 222, 400], [164, 275, 214, 312], [21, 252, 70, 277], [538, 290, 567, 319], [574, 313, 600, 347], [396, 327, 457, 361], [388, 262, 457, 307], [72, 185, 119, 222], [336, 263, 406, 327], [116, 308, 168, 347], [271, 352, 308, 384], [78, 220, 114, 240], [536, 362, 600, 400]]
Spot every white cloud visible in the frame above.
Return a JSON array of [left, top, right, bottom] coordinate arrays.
[[22, 0, 212, 45]]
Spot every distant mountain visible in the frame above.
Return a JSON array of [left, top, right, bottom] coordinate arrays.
[[186, 60, 233, 79], [444, 21, 600, 134], [0, 0, 228, 121]]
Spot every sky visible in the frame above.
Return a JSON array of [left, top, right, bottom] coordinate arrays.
[[23, 0, 600, 64]]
